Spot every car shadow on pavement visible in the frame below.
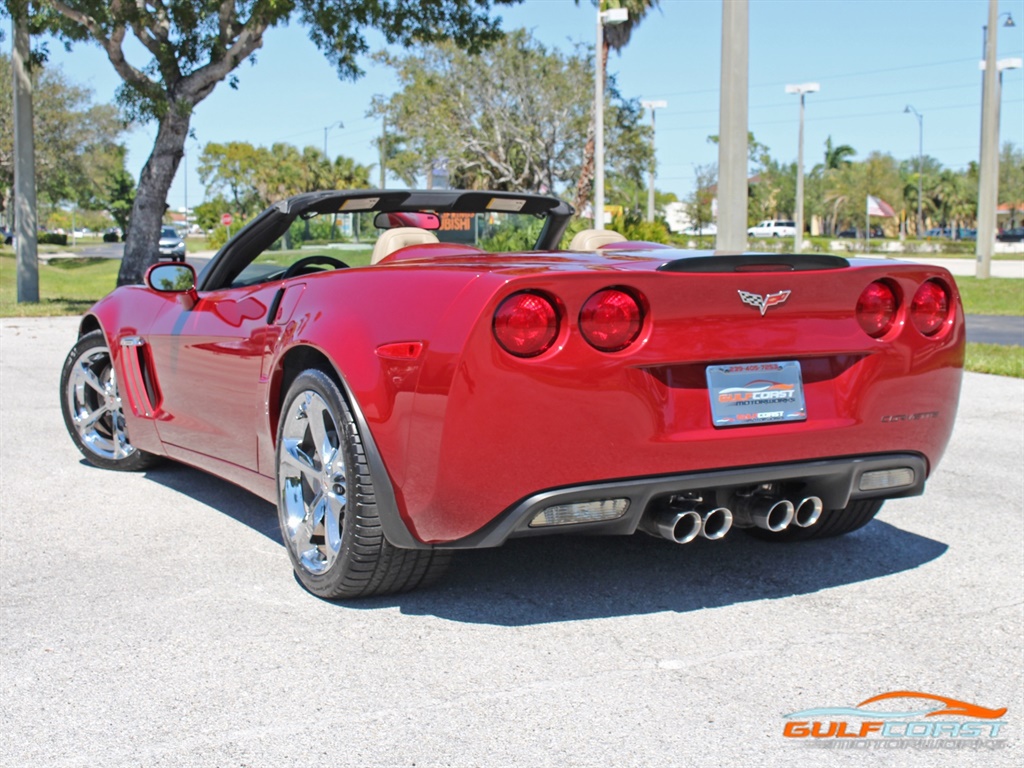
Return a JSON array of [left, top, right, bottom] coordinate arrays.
[[365, 523, 948, 625], [136, 461, 948, 626]]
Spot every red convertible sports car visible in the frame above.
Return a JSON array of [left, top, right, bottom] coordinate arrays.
[[60, 189, 964, 599]]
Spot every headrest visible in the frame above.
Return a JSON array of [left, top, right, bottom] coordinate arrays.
[[371, 227, 441, 264], [568, 228, 628, 251]]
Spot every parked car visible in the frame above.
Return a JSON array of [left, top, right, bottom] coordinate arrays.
[[158, 226, 186, 261], [1, 227, 11, 245], [60, 189, 965, 599], [997, 227, 1024, 243], [837, 226, 885, 239], [681, 223, 717, 236], [748, 220, 797, 238]]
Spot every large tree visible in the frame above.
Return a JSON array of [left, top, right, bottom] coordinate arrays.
[[0, 51, 128, 224], [374, 28, 651, 196], [7, 0, 520, 284]]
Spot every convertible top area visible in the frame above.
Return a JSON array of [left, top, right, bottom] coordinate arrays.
[[199, 189, 575, 291]]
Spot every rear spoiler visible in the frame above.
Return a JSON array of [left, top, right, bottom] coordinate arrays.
[[658, 254, 849, 273]]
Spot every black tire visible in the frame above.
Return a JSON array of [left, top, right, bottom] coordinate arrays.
[[744, 499, 884, 542], [276, 369, 450, 599], [60, 330, 160, 472]]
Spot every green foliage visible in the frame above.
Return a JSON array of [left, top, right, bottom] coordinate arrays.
[[479, 216, 546, 252], [965, 343, 1024, 378], [39, 232, 68, 245], [609, 211, 669, 243], [685, 163, 716, 233], [198, 141, 371, 216], [375, 28, 650, 196], [0, 53, 130, 222]]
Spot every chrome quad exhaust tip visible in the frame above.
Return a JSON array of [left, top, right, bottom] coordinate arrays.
[[732, 494, 795, 532], [792, 496, 824, 528], [641, 497, 734, 544]]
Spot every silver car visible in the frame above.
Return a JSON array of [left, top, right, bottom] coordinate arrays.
[[158, 226, 186, 261]]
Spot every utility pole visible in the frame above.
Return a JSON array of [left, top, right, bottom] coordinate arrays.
[[786, 83, 819, 255], [716, 0, 749, 253], [977, 0, 1000, 278], [379, 116, 387, 189], [641, 100, 667, 222], [593, 6, 628, 229], [12, 14, 39, 303]]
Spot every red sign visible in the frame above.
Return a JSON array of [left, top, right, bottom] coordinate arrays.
[[221, 213, 233, 227]]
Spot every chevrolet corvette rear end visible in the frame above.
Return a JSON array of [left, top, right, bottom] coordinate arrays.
[[322, 250, 963, 551], [60, 189, 964, 599]]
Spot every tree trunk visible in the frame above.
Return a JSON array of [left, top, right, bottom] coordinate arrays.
[[574, 41, 610, 215], [117, 106, 190, 285]]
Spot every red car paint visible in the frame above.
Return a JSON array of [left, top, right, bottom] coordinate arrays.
[[86, 246, 964, 545]]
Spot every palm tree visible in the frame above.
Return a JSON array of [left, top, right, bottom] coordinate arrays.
[[574, 0, 661, 213], [821, 136, 856, 234]]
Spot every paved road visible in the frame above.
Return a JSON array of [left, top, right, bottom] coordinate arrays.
[[2, 318, 1021, 768], [966, 314, 1024, 346]]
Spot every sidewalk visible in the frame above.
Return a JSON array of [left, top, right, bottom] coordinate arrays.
[[861, 254, 1024, 279]]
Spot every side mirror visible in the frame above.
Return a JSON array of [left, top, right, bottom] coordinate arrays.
[[146, 263, 198, 309]]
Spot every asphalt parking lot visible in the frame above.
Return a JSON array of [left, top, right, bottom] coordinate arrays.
[[1, 316, 1021, 768]]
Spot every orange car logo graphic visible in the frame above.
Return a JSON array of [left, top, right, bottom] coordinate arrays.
[[783, 690, 1008, 742]]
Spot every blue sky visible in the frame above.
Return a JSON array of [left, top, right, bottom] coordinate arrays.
[[12, 0, 1024, 210]]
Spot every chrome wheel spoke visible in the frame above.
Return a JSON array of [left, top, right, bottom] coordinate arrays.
[[64, 344, 137, 462], [75, 404, 109, 431], [280, 438, 320, 487], [278, 388, 346, 576], [307, 402, 334, 468]]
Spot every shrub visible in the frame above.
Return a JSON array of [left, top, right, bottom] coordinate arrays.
[[39, 233, 68, 246]]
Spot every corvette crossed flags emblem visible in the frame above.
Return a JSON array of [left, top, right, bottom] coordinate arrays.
[[738, 289, 792, 316]]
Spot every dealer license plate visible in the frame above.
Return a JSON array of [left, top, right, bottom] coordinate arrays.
[[707, 361, 807, 428]]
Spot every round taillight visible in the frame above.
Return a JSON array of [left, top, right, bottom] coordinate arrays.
[[579, 288, 644, 352], [856, 281, 898, 338], [910, 280, 951, 336], [493, 292, 559, 357]]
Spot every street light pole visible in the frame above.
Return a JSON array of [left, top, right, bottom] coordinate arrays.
[[786, 83, 819, 255], [977, 4, 1014, 278], [640, 100, 667, 222], [323, 120, 344, 159], [594, 6, 628, 230], [904, 105, 923, 237], [716, 0, 749, 253]]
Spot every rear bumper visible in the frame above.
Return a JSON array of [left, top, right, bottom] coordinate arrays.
[[433, 453, 927, 549]]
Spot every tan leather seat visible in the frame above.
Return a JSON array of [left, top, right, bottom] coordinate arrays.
[[371, 227, 440, 264], [568, 228, 628, 251]]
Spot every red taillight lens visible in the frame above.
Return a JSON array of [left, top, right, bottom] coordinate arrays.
[[910, 280, 951, 336], [493, 292, 559, 357], [856, 281, 898, 338], [579, 288, 644, 351]]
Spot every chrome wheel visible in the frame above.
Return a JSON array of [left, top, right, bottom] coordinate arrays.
[[278, 390, 347, 575], [65, 342, 135, 461]]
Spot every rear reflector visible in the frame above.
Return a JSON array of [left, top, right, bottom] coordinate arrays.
[[376, 341, 424, 360], [529, 499, 630, 528], [859, 467, 916, 491]]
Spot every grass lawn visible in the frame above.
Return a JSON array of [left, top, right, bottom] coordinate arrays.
[[964, 343, 1023, 378], [0, 254, 121, 317], [954, 276, 1024, 316]]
